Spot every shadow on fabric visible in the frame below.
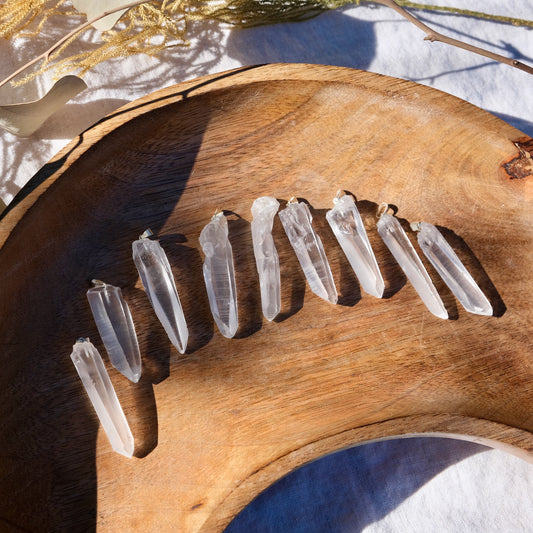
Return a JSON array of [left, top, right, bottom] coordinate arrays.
[[226, 10, 376, 71]]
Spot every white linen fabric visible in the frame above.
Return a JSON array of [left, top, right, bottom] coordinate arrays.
[[0, 1, 532, 530]]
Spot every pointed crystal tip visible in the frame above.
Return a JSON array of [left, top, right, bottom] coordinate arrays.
[[217, 321, 238, 339], [326, 292, 338, 305], [371, 279, 385, 299], [433, 307, 449, 320], [264, 309, 278, 322], [130, 369, 141, 383]]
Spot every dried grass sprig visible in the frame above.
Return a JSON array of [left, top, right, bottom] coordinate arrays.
[[0, 0, 52, 39], [27, 2, 190, 83], [0, 0, 77, 39]]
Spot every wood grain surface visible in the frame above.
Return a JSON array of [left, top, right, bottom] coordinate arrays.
[[0, 64, 531, 532]]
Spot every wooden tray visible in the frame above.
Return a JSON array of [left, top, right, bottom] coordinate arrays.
[[0, 64, 531, 532]]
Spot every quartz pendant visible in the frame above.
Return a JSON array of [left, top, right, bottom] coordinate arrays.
[[132, 230, 188, 353], [326, 192, 385, 298], [377, 207, 447, 319], [279, 199, 338, 304], [199, 212, 239, 338], [412, 222, 493, 316], [87, 280, 142, 383], [70, 339, 134, 458], [251, 197, 281, 321]]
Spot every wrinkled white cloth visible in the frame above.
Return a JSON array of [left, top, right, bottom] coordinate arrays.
[[0, 1, 532, 530]]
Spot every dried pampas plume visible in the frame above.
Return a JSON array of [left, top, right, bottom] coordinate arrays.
[[0, 0, 70, 39], [47, 3, 190, 81]]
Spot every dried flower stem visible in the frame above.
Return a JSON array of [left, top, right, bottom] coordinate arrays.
[[374, 0, 533, 75], [1, 0, 532, 89]]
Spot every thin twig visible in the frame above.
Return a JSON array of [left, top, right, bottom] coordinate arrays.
[[373, 0, 533, 75], [0, 0, 151, 88]]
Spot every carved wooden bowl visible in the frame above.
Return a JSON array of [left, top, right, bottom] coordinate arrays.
[[0, 64, 531, 531]]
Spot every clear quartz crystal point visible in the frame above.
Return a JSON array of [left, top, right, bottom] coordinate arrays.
[[132, 231, 188, 353], [413, 221, 493, 316], [70, 339, 134, 458], [376, 207, 447, 319], [326, 192, 385, 298], [279, 199, 338, 304], [199, 211, 239, 338], [87, 281, 142, 383], [251, 197, 281, 321]]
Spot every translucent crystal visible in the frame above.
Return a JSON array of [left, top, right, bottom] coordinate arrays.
[[413, 221, 493, 316], [377, 211, 447, 319], [87, 281, 142, 383], [132, 232, 188, 353], [199, 212, 239, 338], [326, 193, 384, 298], [70, 339, 134, 458], [279, 200, 338, 304], [251, 197, 281, 321]]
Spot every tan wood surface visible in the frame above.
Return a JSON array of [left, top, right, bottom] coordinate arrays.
[[0, 64, 531, 532]]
